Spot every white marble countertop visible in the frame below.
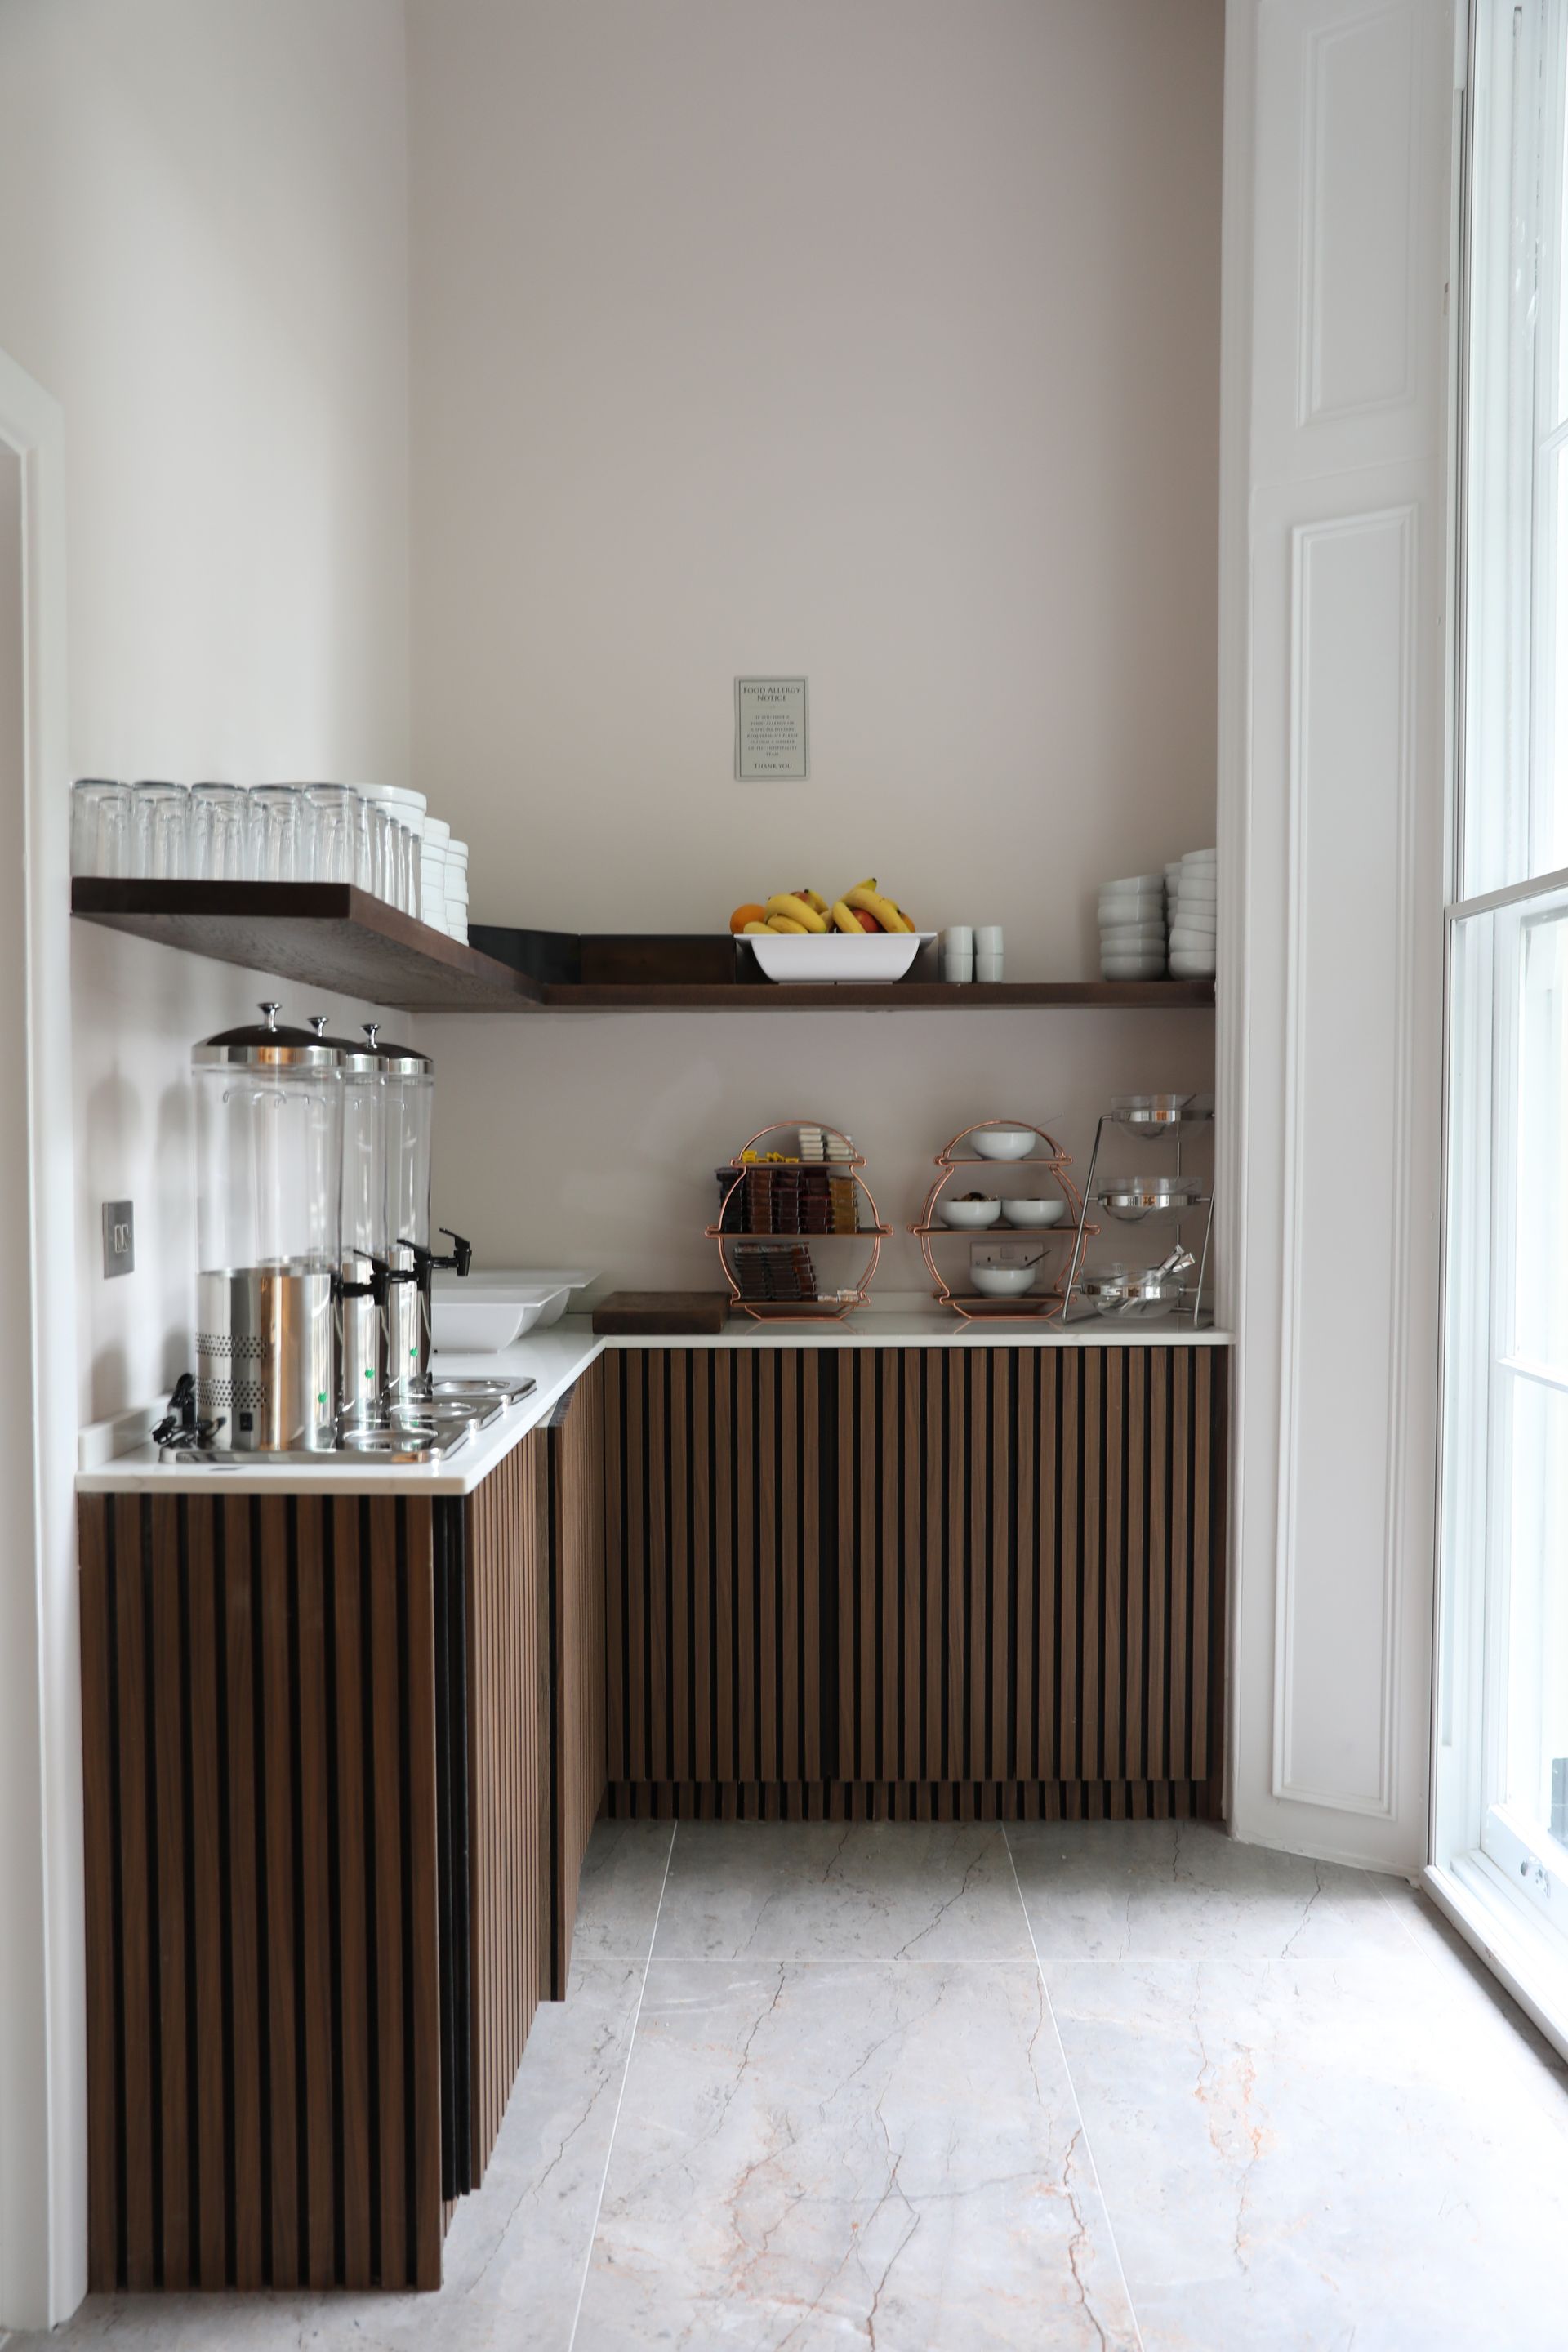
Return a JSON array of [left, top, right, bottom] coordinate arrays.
[[78, 1310, 1233, 1497]]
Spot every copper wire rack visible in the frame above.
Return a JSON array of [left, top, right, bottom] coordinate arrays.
[[913, 1119, 1092, 1323], [706, 1118, 890, 1321]]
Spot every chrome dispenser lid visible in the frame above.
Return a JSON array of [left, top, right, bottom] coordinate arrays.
[[357, 1018, 432, 1076], [302, 1013, 383, 1076], [192, 1000, 345, 1070]]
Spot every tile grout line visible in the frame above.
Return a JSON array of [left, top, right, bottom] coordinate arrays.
[[1001, 1822, 1148, 2352], [564, 1817, 679, 2352]]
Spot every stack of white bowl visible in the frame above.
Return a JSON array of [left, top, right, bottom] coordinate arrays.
[[1098, 871, 1167, 980], [445, 837, 469, 943], [421, 818, 450, 933], [1167, 849, 1216, 978]]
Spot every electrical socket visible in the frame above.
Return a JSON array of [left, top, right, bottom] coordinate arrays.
[[102, 1200, 135, 1277], [970, 1241, 1041, 1269]]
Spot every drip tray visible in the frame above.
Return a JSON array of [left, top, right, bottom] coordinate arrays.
[[430, 1375, 537, 1406]]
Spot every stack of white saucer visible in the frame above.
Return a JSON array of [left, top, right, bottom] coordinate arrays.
[[1167, 849, 1216, 978], [1098, 872, 1168, 979]]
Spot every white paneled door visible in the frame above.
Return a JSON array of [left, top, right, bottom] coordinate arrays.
[[1218, 0, 1455, 1867]]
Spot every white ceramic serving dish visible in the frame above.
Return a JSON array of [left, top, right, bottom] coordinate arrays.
[[434, 1267, 600, 1329], [968, 1125, 1038, 1160], [970, 1260, 1039, 1298], [430, 1287, 570, 1352], [1002, 1197, 1067, 1228], [939, 1196, 1003, 1228], [743, 931, 937, 984]]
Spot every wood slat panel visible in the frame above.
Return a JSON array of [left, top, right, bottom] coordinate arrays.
[[604, 1344, 1227, 1816], [461, 1435, 548, 2186], [606, 1350, 831, 1791], [78, 1490, 445, 2293], [546, 1362, 608, 2000]]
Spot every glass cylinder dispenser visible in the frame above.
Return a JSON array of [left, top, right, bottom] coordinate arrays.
[[307, 1016, 390, 1434], [366, 1024, 438, 1399], [192, 1003, 343, 1451]]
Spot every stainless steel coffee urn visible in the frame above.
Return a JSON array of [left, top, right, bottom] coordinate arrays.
[[192, 1003, 343, 1451]]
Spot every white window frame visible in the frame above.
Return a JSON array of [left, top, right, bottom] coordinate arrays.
[[1431, 0, 1568, 2056]]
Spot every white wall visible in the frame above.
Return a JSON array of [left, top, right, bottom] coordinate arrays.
[[0, 0, 412, 1424], [408, 0, 1223, 1275]]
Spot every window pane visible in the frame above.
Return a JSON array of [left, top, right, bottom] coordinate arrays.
[[1502, 1375, 1568, 1852], [1512, 906, 1568, 1371]]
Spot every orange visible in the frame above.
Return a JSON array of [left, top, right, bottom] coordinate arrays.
[[729, 902, 767, 934]]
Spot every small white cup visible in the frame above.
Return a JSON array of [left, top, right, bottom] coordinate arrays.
[[974, 925, 1004, 953], [942, 925, 973, 951], [942, 951, 973, 984], [974, 951, 1004, 982]]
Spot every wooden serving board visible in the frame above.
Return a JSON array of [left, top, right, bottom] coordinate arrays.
[[592, 1290, 733, 1334]]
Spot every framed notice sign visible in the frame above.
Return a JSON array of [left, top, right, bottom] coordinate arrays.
[[735, 677, 808, 781]]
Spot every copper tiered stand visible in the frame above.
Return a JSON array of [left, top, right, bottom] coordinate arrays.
[[706, 1119, 893, 1322], [913, 1120, 1091, 1322]]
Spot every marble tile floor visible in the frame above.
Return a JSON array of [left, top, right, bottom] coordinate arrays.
[[9, 1817, 1568, 2352]]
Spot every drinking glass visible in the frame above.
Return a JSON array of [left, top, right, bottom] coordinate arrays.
[[130, 781, 189, 879], [302, 783, 362, 884], [187, 782, 248, 880], [70, 779, 132, 877], [246, 785, 305, 882]]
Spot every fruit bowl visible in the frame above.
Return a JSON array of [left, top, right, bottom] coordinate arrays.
[[743, 931, 936, 985]]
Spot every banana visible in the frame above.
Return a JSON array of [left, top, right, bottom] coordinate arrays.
[[767, 914, 808, 933], [844, 882, 909, 933], [765, 892, 827, 933], [742, 920, 769, 935], [829, 899, 862, 934], [798, 888, 830, 916]]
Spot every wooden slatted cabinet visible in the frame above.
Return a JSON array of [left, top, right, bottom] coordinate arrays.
[[604, 1343, 1227, 1820], [77, 1361, 606, 2295]]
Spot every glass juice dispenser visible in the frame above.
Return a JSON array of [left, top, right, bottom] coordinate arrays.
[[360, 1024, 472, 1414], [307, 1017, 390, 1437], [365, 1026, 441, 1402], [192, 1003, 343, 1451]]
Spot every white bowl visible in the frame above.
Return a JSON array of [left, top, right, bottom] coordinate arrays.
[[438, 1267, 599, 1329], [744, 930, 936, 984], [1168, 949, 1216, 978], [1172, 885, 1217, 911], [1002, 1197, 1067, 1228], [1100, 922, 1167, 946], [1103, 871, 1165, 893], [970, 1260, 1039, 1298], [1102, 956, 1167, 979], [968, 1125, 1038, 1160], [431, 1287, 570, 1352], [939, 1196, 1003, 1228], [1098, 884, 1164, 910], [1169, 925, 1217, 952]]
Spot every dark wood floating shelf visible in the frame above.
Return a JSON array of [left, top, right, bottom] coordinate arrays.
[[71, 882, 1218, 1013]]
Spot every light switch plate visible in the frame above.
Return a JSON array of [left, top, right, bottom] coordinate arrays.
[[102, 1200, 135, 1277]]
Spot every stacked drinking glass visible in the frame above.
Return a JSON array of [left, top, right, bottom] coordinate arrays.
[[68, 777, 470, 929]]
